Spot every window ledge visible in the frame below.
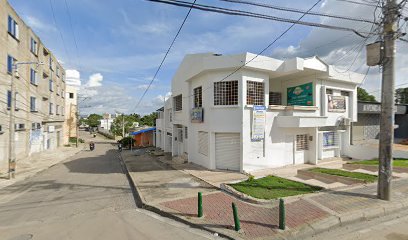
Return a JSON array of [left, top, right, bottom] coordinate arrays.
[[212, 105, 239, 109], [15, 129, 26, 132], [322, 146, 339, 150], [7, 32, 20, 42], [30, 110, 38, 113]]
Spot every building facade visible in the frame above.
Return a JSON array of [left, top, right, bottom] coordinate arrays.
[[0, 0, 66, 171], [63, 84, 78, 145], [156, 53, 364, 172]]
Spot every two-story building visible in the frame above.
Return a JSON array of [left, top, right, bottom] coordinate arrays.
[[0, 0, 66, 172], [156, 52, 364, 172]]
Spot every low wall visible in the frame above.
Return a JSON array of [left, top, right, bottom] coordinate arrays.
[[344, 144, 408, 160]]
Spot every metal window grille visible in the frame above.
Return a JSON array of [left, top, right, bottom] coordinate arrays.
[[214, 81, 238, 106], [247, 81, 264, 105], [185, 127, 188, 139], [198, 131, 208, 156], [322, 131, 339, 148], [326, 89, 333, 94], [194, 86, 202, 108], [269, 92, 282, 105], [174, 95, 182, 111], [30, 97, 36, 111], [296, 134, 309, 151]]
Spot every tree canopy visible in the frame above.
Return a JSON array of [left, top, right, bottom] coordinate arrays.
[[396, 87, 408, 104], [357, 87, 377, 102], [85, 114, 103, 127]]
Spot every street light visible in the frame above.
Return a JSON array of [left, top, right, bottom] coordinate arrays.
[[9, 61, 44, 179]]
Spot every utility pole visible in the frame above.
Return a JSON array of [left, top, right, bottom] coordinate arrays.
[[378, 0, 398, 201], [8, 65, 16, 179]]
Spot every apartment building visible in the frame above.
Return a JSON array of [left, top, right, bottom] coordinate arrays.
[[63, 84, 78, 145], [156, 52, 365, 172], [0, 0, 66, 172]]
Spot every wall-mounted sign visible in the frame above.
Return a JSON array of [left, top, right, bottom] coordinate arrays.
[[191, 107, 204, 123], [287, 82, 314, 106], [251, 105, 266, 141], [328, 95, 346, 112]]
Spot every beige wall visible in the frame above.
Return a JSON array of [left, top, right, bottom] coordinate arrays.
[[63, 85, 78, 145], [0, 0, 66, 171]]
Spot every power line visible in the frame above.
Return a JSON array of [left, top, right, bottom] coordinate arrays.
[[49, 0, 71, 66], [219, 0, 376, 24], [177, 0, 324, 100], [147, 0, 371, 38], [132, 0, 198, 112], [63, 0, 82, 68]]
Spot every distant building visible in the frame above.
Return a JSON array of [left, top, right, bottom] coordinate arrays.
[[156, 52, 365, 172], [63, 84, 78, 144], [0, 0, 66, 171], [98, 113, 115, 132]]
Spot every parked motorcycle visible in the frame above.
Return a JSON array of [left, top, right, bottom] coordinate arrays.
[[118, 143, 123, 152]]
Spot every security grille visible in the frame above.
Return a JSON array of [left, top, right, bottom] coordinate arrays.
[[247, 81, 264, 105], [296, 134, 309, 151], [185, 127, 188, 139], [322, 131, 339, 148], [269, 92, 282, 105], [214, 81, 238, 106], [174, 95, 182, 111], [194, 86, 202, 108], [198, 131, 208, 156]]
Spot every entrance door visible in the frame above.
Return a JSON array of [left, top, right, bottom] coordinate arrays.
[[294, 134, 309, 164]]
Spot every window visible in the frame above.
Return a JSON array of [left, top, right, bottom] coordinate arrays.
[[7, 55, 15, 74], [193, 86, 202, 108], [341, 91, 349, 97], [32, 123, 41, 130], [61, 90, 64, 98], [69, 92, 74, 99], [49, 103, 54, 115], [15, 123, 25, 130], [326, 89, 333, 95], [198, 131, 208, 156], [174, 95, 182, 111], [56, 105, 60, 115], [185, 127, 188, 139], [0, 125, 2, 133], [30, 69, 38, 85], [56, 85, 60, 96], [49, 57, 53, 70], [56, 66, 60, 77], [49, 80, 54, 92], [62, 72, 65, 82], [169, 112, 172, 122], [269, 92, 282, 105], [7, 91, 11, 109], [30, 38, 37, 54], [62, 107, 65, 116], [8, 16, 19, 39], [296, 134, 309, 151], [247, 81, 264, 105], [214, 81, 238, 106], [30, 97, 37, 112], [323, 132, 338, 148]]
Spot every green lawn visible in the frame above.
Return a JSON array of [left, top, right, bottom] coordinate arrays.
[[229, 175, 321, 200], [350, 158, 408, 168], [309, 168, 377, 182]]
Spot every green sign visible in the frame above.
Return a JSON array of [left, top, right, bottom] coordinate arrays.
[[287, 82, 314, 106]]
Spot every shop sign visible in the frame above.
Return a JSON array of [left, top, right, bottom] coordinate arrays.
[[191, 107, 204, 123], [251, 105, 266, 141], [328, 95, 346, 112], [287, 82, 314, 106]]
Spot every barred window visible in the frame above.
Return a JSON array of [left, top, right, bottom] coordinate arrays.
[[323, 132, 339, 148], [269, 92, 282, 105], [214, 81, 238, 106], [247, 81, 264, 105], [326, 89, 333, 94], [174, 95, 182, 111], [194, 86, 202, 108], [185, 127, 188, 139], [341, 91, 349, 96], [296, 134, 309, 151]]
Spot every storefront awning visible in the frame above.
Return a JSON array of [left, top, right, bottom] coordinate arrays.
[[130, 127, 156, 136]]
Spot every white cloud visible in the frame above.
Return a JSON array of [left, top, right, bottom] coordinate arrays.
[[25, 16, 56, 32], [136, 84, 155, 90], [66, 69, 81, 86], [153, 92, 172, 105], [86, 73, 103, 87]]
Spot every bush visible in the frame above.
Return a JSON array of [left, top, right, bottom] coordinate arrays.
[[247, 174, 255, 182], [69, 137, 84, 143], [118, 136, 133, 147]]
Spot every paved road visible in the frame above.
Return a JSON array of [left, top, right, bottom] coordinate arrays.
[[305, 208, 408, 240], [0, 137, 218, 240]]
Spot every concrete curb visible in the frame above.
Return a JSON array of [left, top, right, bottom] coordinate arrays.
[[119, 152, 237, 240]]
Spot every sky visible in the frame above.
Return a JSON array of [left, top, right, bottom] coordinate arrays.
[[8, 0, 408, 115]]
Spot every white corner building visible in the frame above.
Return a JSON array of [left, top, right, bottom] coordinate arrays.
[[156, 52, 364, 172]]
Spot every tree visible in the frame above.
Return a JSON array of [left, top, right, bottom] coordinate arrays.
[[110, 114, 139, 137], [139, 112, 158, 126], [86, 114, 103, 127], [357, 87, 377, 102], [395, 87, 408, 104]]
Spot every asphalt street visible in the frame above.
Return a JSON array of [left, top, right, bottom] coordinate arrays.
[[0, 136, 218, 240]]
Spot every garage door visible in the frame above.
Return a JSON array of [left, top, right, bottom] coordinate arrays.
[[215, 133, 240, 171]]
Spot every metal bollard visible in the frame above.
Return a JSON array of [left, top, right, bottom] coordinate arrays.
[[232, 202, 241, 231], [279, 198, 286, 230], [198, 192, 203, 217]]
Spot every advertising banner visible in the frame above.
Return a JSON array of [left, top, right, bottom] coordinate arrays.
[[252, 105, 266, 141], [328, 95, 346, 112], [191, 107, 204, 123], [287, 82, 314, 106]]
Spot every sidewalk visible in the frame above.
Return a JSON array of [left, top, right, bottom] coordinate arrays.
[[122, 151, 408, 240]]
